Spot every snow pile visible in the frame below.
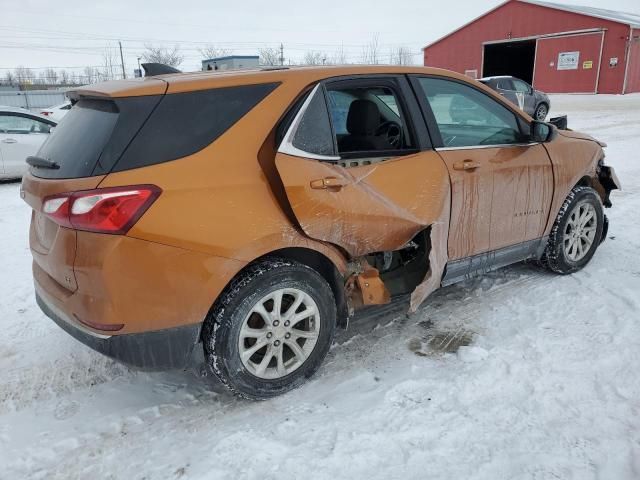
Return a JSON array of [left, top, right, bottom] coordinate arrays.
[[0, 94, 639, 479]]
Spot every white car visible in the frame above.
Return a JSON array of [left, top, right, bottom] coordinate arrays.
[[0, 107, 56, 180], [40, 101, 72, 121]]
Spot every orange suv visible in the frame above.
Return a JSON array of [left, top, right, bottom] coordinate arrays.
[[22, 66, 620, 398]]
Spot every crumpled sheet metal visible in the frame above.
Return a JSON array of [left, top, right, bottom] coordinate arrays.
[[276, 151, 451, 312], [409, 213, 450, 313]]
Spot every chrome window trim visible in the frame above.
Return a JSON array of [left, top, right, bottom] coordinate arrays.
[[278, 83, 341, 162], [436, 142, 539, 151]]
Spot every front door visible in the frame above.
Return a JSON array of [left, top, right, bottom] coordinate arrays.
[[274, 78, 450, 258], [411, 75, 554, 260]]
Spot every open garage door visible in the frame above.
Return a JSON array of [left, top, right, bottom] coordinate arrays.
[[483, 40, 536, 84], [533, 31, 604, 93]]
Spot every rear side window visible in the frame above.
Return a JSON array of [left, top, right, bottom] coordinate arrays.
[[291, 87, 335, 157], [114, 82, 279, 172], [31, 83, 279, 179], [497, 79, 514, 90]]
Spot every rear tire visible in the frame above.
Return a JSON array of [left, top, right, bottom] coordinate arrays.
[[202, 258, 336, 399], [542, 186, 604, 274]]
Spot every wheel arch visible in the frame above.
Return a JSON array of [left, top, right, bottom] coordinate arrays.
[[202, 246, 349, 337], [256, 247, 349, 328]]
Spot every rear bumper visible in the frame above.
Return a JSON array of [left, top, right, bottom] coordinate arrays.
[[36, 289, 202, 370]]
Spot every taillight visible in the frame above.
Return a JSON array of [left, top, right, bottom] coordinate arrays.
[[41, 185, 161, 234], [41, 111, 50, 116]]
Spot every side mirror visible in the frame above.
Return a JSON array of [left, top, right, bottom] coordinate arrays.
[[531, 121, 556, 143]]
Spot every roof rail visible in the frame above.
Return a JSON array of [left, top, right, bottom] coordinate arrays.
[[260, 66, 290, 71], [141, 63, 182, 76]]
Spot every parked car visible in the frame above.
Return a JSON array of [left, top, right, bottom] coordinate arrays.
[[0, 106, 56, 180], [22, 66, 619, 399], [40, 101, 72, 121], [479, 76, 550, 120]]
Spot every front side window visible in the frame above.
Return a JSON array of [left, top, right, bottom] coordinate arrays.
[[0, 114, 52, 134], [326, 84, 414, 155], [513, 79, 531, 94], [416, 77, 526, 148]]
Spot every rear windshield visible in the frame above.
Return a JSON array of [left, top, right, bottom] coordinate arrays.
[[34, 99, 119, 179], [31, 82, 279, 179]]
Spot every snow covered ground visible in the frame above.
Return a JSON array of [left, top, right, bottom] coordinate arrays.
[[1, 94, 639, 480]]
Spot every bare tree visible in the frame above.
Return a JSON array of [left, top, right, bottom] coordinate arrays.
[[37, 71, 48, 85], [102, 45, 120, 80], [142, 44, 183, 68], [83, 66, 101, 84], [59, 69, 70, 85], [44, 68, 58, 84], [361, 34, 380, 64], [303, 51, 328, 66], [331, 44, 348, 65], [4, 71, 15, 85], [199, 44, 232, 60], [259, 47, 281, 66], [390, 46, 414, 65], [14, 66, 35, 87]]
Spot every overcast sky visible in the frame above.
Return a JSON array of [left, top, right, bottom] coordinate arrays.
[[1, 0, 639, 75]]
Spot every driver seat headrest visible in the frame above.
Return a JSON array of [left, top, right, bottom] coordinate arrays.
[[346, 99, 380, 136]]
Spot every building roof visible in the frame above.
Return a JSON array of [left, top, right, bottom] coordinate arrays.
[[202, 55, 260, 63], [423, 0, 640, 50], [522, 0, 640, 28]]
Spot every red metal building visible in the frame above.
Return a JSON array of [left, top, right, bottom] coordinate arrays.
[[423, 0, 640, 94]]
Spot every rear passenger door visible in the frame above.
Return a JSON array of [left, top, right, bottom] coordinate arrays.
[[411, 75, 553, 259], [274, 76, 450, 258]]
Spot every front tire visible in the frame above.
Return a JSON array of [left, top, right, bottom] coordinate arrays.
[[534, 103, 548, 121], [542, 186, 604, 274], [202, 258, 336, 399]]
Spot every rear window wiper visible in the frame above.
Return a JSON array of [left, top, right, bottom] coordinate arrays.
[[26, 156, 60, 170]]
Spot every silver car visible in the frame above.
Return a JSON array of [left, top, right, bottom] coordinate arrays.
[[478, 76, 550, 120], [0, 106, 56, 180]]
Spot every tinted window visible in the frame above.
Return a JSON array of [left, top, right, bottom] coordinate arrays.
[[291, 86, 335, 156], [34, 100, 119, 178], [497, 78, 514, 90], [417, 77, 525, 148], [32, 97, 160, 179], [115, 82, 279, 172]]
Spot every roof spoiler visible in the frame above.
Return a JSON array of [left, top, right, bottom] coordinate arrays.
[[141, 63, 182, 76]]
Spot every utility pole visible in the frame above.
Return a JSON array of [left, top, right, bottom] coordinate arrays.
[[279, 43, 284, 66], [119, 41, 126, 79]]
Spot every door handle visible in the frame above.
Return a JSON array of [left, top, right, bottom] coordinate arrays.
[[453, 159, 481, 171], [1, 138, 17, 144], [310, 176, 350, 190]]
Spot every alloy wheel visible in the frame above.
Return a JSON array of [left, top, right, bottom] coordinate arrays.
[[238, 288, 320, 380], [563, 202, 597, 262], [536, 104, 548, 120]]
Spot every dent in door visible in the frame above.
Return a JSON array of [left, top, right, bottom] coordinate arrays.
[[275, 151, 452, 311]]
